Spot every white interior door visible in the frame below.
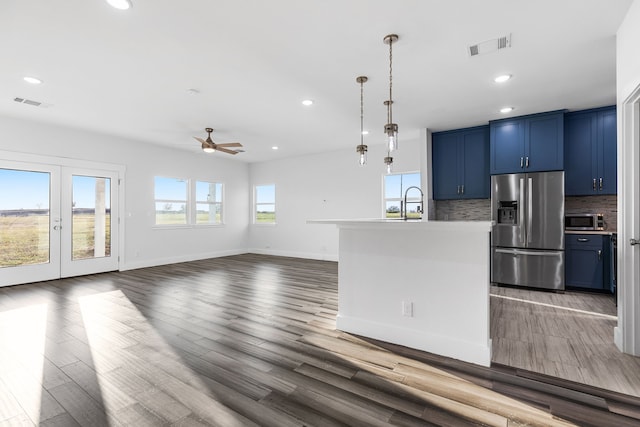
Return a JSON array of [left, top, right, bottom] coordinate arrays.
[[0, 162, 119, 287], [0, 161, 61, 286]]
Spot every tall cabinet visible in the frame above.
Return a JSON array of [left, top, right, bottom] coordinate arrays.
[[564, 106, 617, 195], [432, 126, 490, 200]]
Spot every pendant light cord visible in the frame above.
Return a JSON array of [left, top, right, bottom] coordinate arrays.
[[360, 79, 364, 146], [388, 37, 393, 124]]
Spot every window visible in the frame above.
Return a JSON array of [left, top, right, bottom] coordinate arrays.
[[154, 177, 188, 225], [255, 184, 275, 224], [154, 177, 224, 226], [383, 172, 421, 219], [195, 181, 223, 225]]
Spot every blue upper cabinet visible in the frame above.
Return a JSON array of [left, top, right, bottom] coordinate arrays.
[[432, 125, 490, 200], [490, 111, 565, 174], [565, 106, 617, 195]]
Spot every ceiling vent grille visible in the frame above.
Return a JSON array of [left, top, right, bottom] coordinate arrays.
[[14, 97, 52, 108], [468, 34, 511, 57]]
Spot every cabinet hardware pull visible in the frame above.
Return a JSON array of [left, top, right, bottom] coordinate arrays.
[[592, 178, 597, 191], [461, 185, 464, 195], [520, 157, 524, 168], [599, 177, 603, 190], [630, 238, 640, 246], [577, 238, 589, 242], [525, 157, 529, 168], [598, 249, 602, 260], [457, 185, 460, 194]]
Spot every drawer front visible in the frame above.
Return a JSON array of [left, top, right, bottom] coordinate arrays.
[[566, 234, 603, 248]]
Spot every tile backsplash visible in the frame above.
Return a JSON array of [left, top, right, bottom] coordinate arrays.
[[435, 195, 617, 231], [435, 199, 491, 221], [565, 195, 617, 232]]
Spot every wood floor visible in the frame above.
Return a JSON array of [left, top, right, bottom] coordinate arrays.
[[490, 285, 640, 397], [0, 254, 639, 426]]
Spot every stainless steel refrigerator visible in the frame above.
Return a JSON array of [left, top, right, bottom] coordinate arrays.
[[491, 171, 565, 290]]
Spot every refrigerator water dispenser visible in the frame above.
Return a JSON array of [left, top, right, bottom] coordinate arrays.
[[497, 201, 518, 224]]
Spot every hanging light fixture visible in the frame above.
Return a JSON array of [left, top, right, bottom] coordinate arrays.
[[384, 152, 393, 174], [355, 76, 368, 166], [383, 34, 399, 152]]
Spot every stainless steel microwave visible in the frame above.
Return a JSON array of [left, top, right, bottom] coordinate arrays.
[[565, 213, 604, 231]]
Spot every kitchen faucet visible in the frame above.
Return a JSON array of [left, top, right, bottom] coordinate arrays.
[[401, 186, 424, 220]]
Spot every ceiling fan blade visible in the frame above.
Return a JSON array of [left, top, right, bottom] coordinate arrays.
[[216, 142, 243, 148], [215, 147, 239, 155], [194, 137, 207, 144]]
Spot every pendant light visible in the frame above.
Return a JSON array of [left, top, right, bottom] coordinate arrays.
[[355, 76, 368, 166], [384, 153, 393, 174], [383, 34, 399, 152]]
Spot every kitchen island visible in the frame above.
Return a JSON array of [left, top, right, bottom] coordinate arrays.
[[308, 219, 493, 366]]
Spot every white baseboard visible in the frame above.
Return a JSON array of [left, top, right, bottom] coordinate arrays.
[[247, 248, 338, 262], [120, 248, 247, 271], [336, 314, 492, 367]]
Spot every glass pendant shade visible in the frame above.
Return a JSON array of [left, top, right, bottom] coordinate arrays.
[[356, 144, 368, 166], [384, 156, 393, 174], [385, 123, 398, 151]]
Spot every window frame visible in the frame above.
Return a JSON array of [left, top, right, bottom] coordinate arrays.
[[193, 180, 224, 226], [382, 171, 422, 219], [254, 183, 276, 225], [153, 176, 225, 228]]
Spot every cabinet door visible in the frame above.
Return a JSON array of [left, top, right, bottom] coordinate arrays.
[[490, 119, 525, 174], [461, 128, 490, 199], [565, 235, 604, 290], [565, 112, 598, 195], [598, 108, 617, 194], [525, 113, 564, 172], [432, 132, 461, 200]]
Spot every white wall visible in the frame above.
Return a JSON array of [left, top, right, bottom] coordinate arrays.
[[0, 115, 249, 270], [616, 0, 640, 355], [248, 138, 424, 260]]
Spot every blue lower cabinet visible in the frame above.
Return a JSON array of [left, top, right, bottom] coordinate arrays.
[[565, 234, 610, 291]]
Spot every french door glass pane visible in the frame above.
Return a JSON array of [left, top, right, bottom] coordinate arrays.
[[0, 169, 50, 267], [72, 175, 111, 260]]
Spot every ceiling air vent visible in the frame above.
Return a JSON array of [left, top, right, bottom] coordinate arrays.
[[468, 34, 511, 57], [13, 97, 52, 108]]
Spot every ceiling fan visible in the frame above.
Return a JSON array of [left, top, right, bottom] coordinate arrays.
[[194, 128, 243, 155]]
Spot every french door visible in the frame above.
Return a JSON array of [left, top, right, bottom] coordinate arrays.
[[0, 161, 119, 287]]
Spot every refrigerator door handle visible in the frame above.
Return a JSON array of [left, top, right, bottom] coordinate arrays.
[[519, 178, 526, 245], [495, 248, 562, 257], [527, 177, 533, 246]]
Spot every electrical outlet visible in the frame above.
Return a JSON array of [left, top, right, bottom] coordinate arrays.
[[402, 301, 413, 317]]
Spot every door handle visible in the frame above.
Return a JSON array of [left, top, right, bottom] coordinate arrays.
[[631, 238, 640, 246], [53, 225, 61, 230]]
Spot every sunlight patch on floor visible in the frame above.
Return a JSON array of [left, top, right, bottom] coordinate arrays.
[[0, 303, 47, 424], [490, 293, 618, 320]]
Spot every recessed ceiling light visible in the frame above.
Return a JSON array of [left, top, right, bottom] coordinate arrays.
[[494, 74, 512, 83], [301, 99, 314, 106], [186, 88, 200, 95], [106, 0, 132, 10], [23, 76, 42, 85], [272, 146, 279, 150], [500, 107, 514, 113], [362, 130, 369, 135]]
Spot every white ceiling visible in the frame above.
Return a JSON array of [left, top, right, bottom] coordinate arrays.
[[0, 0, 633, 163]]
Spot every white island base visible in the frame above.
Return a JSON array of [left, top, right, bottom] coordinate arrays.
[[309, 219, 493, 366]]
